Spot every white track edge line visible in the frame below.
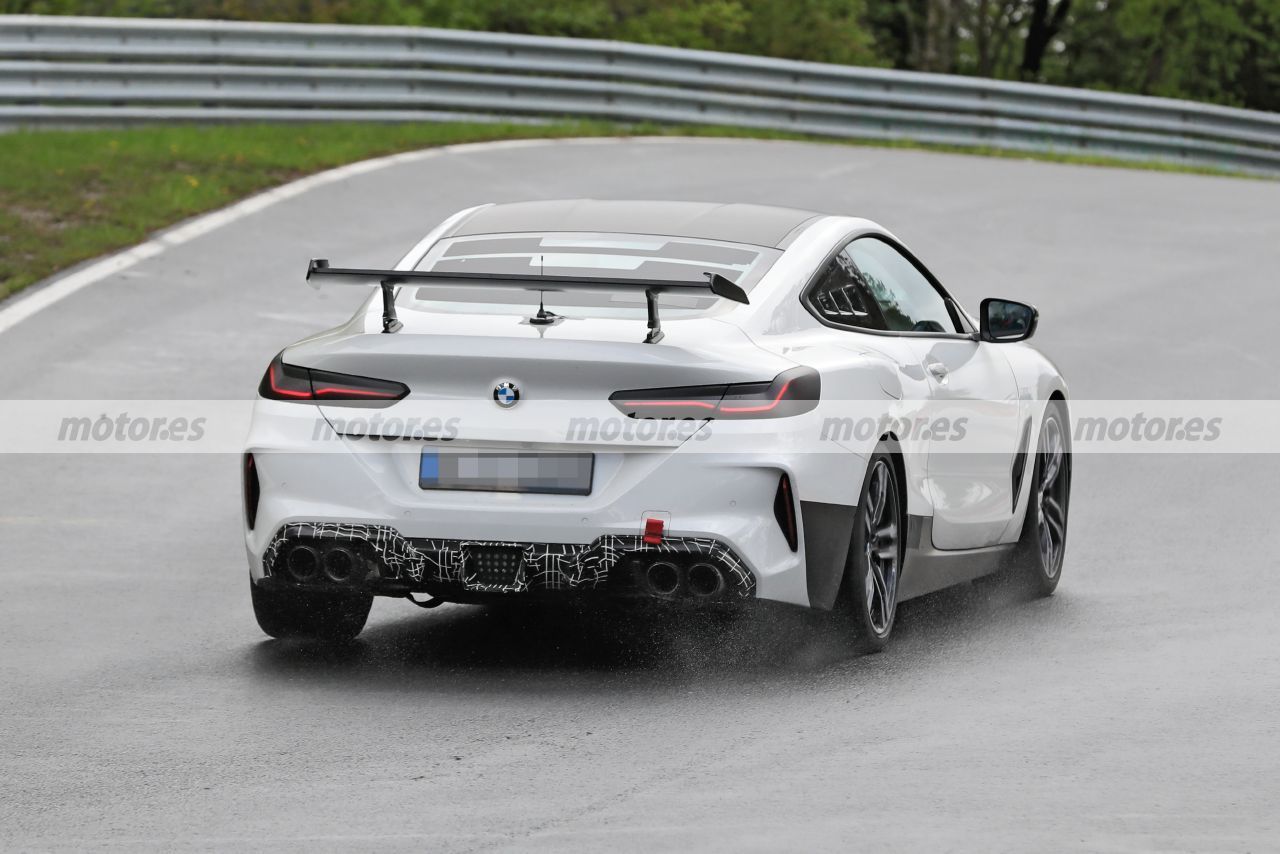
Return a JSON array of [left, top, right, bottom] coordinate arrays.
[[1, 135, 718, 337]]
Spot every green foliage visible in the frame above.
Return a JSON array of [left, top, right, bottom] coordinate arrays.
[[730, 0, 878, 65], [1057, 0, 1259, 106], [961, 0, 1280, 111], [2, 0, 866, 62]]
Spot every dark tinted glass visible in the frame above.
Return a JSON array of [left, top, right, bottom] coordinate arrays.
[[846, 238, 956, 333], [809, 247, 883, 330]]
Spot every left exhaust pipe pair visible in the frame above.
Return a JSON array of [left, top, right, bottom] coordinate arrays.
[[283, 542, 359, 584]]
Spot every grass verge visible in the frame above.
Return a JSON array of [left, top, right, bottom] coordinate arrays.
[[0, 120, 1258, 301]]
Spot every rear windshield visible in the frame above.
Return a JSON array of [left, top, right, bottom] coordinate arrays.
[[411, 231, 780, 318]]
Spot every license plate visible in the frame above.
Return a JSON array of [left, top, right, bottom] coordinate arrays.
[[419, 451, 594, 495]]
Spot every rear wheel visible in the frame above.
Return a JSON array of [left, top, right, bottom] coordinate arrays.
[[842, 451, 903, 652], [250, 582, 372, 641], [1013, 400, 1070, 596]]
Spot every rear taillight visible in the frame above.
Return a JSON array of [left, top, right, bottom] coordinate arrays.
[[258, 352, 408, 407], [610, 367, 819, 420], [261, 356, 312, 399]]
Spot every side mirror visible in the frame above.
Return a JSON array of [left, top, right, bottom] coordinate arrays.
[[980, 298, 1038, 343]]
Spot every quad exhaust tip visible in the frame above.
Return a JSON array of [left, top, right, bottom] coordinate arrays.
[[643, 560, 725, 598], [322, 547, 357, 583], [280, 542, 365, 585], [645, 561, 681, 596], [687, 562, 725, 597], [285, 544, 320, 582]]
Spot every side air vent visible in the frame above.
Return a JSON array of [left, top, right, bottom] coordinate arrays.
[[243, 452, 260, 530], [773, 473, 799, 552], [1010, 418, 1032, 511]]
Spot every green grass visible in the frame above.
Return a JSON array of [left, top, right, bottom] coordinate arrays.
[[0, 120, 1260, 301], [0, 121, 627, 300]]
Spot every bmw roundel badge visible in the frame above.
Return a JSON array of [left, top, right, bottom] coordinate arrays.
[[493, 381, 520, 408]]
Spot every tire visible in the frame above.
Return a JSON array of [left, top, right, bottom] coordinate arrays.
[[250, 582, 373, 641], [841, 448, 904, 653], [1012, 399, 1071, 596]]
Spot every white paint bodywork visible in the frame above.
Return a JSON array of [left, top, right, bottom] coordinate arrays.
[[244, 207, 1067, 608]]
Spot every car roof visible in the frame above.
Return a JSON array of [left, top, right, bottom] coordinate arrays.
[[445, 200, 826, 248]]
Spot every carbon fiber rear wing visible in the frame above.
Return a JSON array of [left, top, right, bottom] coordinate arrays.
[[306, 259, 749, 342]]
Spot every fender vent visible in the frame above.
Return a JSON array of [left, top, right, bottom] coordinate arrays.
[[1010, 418, 1032, 511], [773, 473, 799, 552]]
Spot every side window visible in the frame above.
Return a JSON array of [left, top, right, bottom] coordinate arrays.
[[845, 238, 957, 333], [808, 245, 884, 331]]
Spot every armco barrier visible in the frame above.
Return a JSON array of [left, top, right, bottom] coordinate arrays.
[[2, 15, 1278, 174]]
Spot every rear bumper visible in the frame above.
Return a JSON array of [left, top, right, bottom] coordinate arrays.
[[258, 521, 755, 604], [244, 400, 870, 608]]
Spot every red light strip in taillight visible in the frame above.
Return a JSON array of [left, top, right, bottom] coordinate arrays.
[[622, 399, 719, 409], [718, 379, 794, 414], [313, 385, 399, 399], [612, 368, 817, 420], [268, 363, 313, 398]]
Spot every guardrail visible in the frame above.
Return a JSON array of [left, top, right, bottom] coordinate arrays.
[[2, 15, 1279, 174]]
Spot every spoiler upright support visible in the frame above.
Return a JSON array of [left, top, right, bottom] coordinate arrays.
[[305, 259, 749, 342], [644, 288, 663, 344], [379, 280, 402, 334], [308, 259, 402, 333]]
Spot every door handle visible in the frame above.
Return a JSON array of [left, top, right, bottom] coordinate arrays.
[[927, 362, 949, 380]]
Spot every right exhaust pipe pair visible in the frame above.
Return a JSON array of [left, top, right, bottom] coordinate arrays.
[[645, 560, 725, 599]]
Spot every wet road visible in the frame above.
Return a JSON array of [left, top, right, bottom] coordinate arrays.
[[2, 139, 1279, 851]]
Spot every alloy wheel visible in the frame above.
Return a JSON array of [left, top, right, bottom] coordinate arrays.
[[863, 459, 900, 636], [1037, 415, 1068, 577]]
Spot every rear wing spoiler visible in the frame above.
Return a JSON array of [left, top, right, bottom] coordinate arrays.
[[306, 259, 749, 342]]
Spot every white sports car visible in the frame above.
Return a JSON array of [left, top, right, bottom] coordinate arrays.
[[243, 200, 1070, 649]]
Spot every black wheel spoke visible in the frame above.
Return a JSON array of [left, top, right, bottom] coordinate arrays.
[[1042, 428, 1062, 485], [1043, 497, 1065, 542], [869, 562, 888, 607], [868, 468, 886, 525]]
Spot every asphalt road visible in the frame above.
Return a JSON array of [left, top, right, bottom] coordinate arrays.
[[2, 139, 1279, 852]]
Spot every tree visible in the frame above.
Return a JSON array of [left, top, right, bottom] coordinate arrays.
[[966, 0, 1029, 77], [1020, 0, 1071, 78], [1237, 0, 1280, 112], [1051, 0, 1263, 107]]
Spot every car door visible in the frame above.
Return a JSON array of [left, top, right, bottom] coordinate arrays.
[[841, 237, 1022, 550]]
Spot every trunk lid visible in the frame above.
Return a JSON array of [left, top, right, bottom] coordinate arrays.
[[286, 309, 794, 448]]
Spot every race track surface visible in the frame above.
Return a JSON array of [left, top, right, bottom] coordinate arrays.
[[2, 139, 1279, 851]]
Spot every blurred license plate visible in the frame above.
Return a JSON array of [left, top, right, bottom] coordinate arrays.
[[419, 451, 593, 495]]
